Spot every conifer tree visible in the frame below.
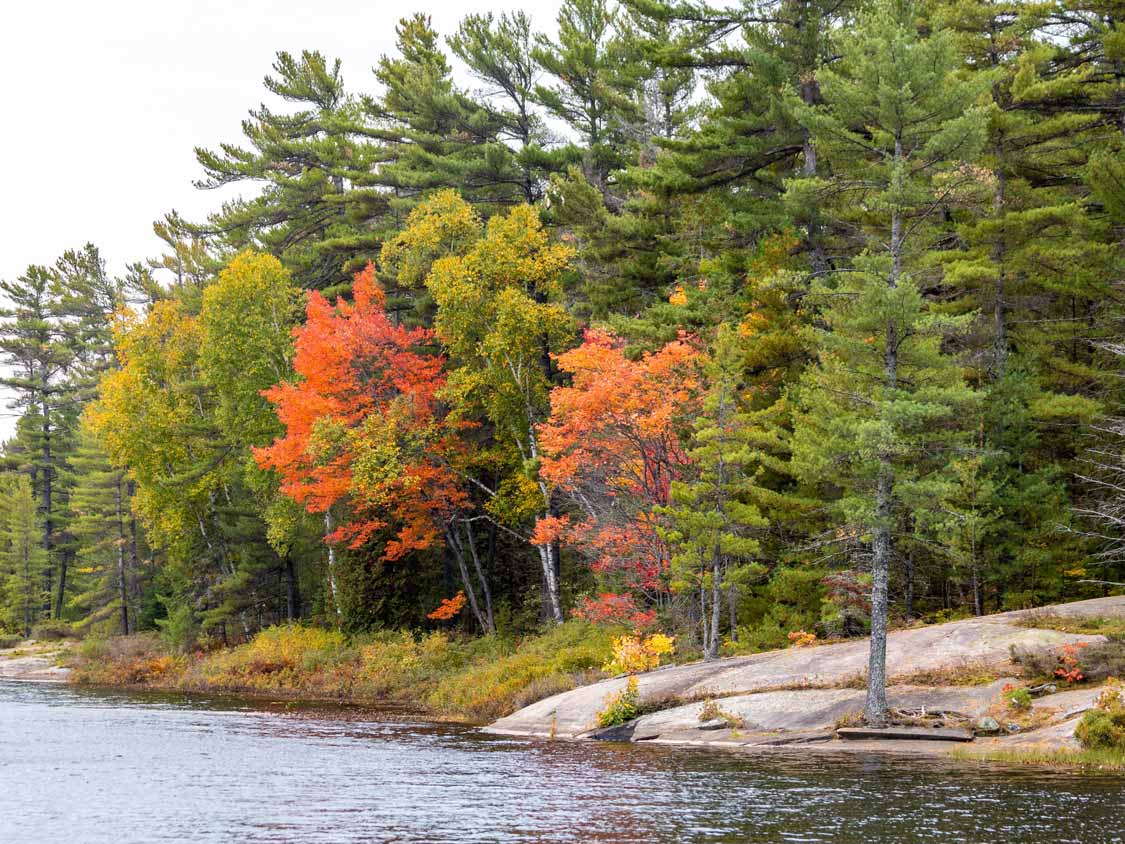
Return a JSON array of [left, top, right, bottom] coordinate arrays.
[[449, 11, 570, 204], [786, 0, 990, 726], [0, 263, 80, 619], [0, 472, 46, 635], [66, 429, 139, 635], [663, 325, 770, 659], [533, 0, 641, 200], [372, 15, 528, 212], [194, 51, 384, 291]]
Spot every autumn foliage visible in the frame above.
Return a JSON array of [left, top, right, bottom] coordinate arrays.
[[255, 264, 462, 560], [537, 329, 704, 625], [427, 591, 467, 621]]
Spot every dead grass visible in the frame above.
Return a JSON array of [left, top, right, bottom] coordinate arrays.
[[888, 660, 1003, 687], [950, 745, 1125, 772], [1014, 612, 1125, 637]]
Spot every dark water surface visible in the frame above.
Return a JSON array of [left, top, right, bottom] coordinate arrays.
[[1, 680, 1122, 844]]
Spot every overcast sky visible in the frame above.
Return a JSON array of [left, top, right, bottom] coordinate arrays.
[[0, 0, 562, 437]]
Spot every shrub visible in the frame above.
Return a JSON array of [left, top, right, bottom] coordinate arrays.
[[787, 630, 817, 648], [819, 570, 871, 637], [0, 634, 21, 649], [66, 618, 618, 722], [597, 676, 640, 727], [1011, 640, 1125, 683], [1006, 686, 1033, 711], [427, 620, 617, 721], [191, 624, 349, 691], [698, 698, 744, 728], [603, 632, 675, 675], [1075, 682, 1125, 751], [156, 602, 196, 653], [30, 621, 78, 641]]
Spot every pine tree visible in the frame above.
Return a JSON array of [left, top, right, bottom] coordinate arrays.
[[0, 263, 79, 619], [372, 15, 527, 211], [0, 472, 46, 635], [65, 429, 139, 635], [194, 51, 384, 291], [786, 0, 991, 726], [533, 0, 641, 200], [663, 325, 770, 659], [449, 11, 570, 204]]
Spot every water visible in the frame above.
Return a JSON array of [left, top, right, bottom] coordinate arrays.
[[1, 680, 1122, 844]]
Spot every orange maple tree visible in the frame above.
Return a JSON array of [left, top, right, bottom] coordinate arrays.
[[254, 264, 463, 561], [536, 329, 704, 626]]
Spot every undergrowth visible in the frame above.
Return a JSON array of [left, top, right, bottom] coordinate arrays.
[[68, 620, 620, 722]]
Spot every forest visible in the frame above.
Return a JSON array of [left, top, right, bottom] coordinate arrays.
[[0, 0, 1122, 724]]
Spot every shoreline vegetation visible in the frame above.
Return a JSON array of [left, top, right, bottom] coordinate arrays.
[[67, 620, 621, 723], [4, 596, 1121, 771]]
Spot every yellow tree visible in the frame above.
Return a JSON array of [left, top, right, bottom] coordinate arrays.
[[381, 191, 575, 621]]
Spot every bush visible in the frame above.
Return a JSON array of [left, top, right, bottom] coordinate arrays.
[[69, 632, 180, 686], [190, 624, 349, 691], [156, 602, 196, 653], [427, 620, 618, 720], [1076, 682, 1125, 751], [1007, 686, 1033, 711], [30, 621, 78, 641], [66, 618, 618, 722], [597, 676, 640, 727], [0, 634, 21, 649], [1012, 640, 1125, 683]]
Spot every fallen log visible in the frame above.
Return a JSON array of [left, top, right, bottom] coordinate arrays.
[[836, 726, 974, 742]]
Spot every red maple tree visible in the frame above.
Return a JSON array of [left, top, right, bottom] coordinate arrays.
[[255, 264, 463, 561], [536, 329, 704, 626]]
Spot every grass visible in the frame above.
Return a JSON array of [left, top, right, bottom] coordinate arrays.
[[1014, 612, 1125, 637], [951, 745, 1125, 772], [888, 660, 1003, 687], [68, 620, 622, 723]]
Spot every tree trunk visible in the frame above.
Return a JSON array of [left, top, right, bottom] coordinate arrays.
[[324, 509, 340, 618], [537, 541, 564, 624], [444, 524, 492, 634], [867, 471, 892, 727], [904, 552, 915, 620], [116, 478, 130, 635], [41, 396, 54, 618], [464, 520, 495, 633], [867, 151, 902, 728], [728, 585, 738, 643], [992, 159, 1007, 374], [284, 554, 300, 622], [704, 551, 723, 661], [54, 551, 68, 623]]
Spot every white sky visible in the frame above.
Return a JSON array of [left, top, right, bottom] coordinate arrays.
[[0, 0, 562, 438]]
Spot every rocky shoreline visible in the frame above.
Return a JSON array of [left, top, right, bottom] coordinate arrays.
[[487, 596, 1125, 758], [0, 641, 71, 683]]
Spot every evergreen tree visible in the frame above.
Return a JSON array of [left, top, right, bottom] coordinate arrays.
[[65, 429, 139, 635], [663, 325, 770, 659], [0, 472, 46, 635], [194, 51, 385, 291], [786, 0, 990, 725], [449, 11, 570, 204], [0, 263, 80, 619], [533, 0, 641, 200], [372, 15, 528, 211]]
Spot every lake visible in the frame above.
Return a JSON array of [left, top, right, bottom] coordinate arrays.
[[1, 680, 1122, 843]]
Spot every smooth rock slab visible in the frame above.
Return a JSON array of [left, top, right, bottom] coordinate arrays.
[[487, 595, 1125, 739]]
